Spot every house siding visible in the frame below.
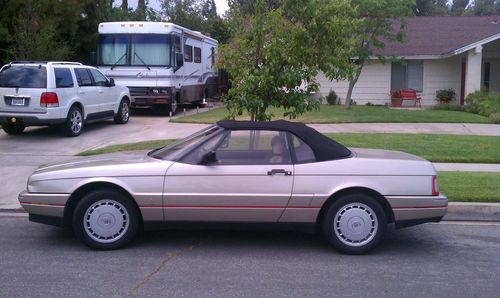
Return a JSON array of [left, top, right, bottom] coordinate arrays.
[[316, 61, 391, 105], [421, 56, 462, 105], [316, 57, 464, 106]]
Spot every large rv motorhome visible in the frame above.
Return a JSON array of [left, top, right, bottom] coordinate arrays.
[[97, 22, 219, 114]]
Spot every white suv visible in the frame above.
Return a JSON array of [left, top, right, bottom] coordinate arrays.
[[0, 61, 131, 137]]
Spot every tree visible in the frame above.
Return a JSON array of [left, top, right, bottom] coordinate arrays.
[[342, 0, 413, 109], [413, 0, 436, 15], [219, 0, 315, 121], [472, 0, 496, 15], [451, 0, 470, 15], [219, 0, 355, 121]]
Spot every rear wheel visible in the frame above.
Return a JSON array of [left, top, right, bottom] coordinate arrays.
[[72, 189, 140, 250], [322, 193, 386, 254], [168, 97, 178, 115], [114, 99, 130, 124], [2, 123, 25, 135], [63, 106, 83, 137]]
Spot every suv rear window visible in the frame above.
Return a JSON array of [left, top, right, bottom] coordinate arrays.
[[54, 68, 74, 88], [0, 66, 47, 88]]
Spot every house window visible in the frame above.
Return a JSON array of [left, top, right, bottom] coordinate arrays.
[[391, 60, 423, 92], [194, 47, 201, 63], [184, 45, 193, 62]]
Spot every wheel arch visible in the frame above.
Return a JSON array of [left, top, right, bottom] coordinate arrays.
[[69, 101, 85, 119], [63, 181, 143, 228], [316, 187, 394, 229]]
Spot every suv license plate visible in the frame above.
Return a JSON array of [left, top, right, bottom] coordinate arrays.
[[11, 98, 25, 106]]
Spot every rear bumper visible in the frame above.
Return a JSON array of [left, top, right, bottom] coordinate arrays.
[[131, 96, 174, 107], [386, 194, 448, 228], [0, 114, 66, 126]]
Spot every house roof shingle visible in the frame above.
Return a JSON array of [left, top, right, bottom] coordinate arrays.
[[379, 16, 500, 57]]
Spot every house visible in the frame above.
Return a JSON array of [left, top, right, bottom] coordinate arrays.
[[317, 16, 500, 106]]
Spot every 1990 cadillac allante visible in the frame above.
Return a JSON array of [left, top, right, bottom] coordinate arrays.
[[19, 120, 448, 254]]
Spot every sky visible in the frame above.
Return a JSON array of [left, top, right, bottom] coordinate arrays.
[[118, 0, 230, 16]]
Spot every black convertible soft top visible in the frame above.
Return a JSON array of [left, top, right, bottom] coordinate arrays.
[[217, 120, 352, 161]]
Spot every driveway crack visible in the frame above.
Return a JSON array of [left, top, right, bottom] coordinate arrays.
[[128, 236, 209, 297]]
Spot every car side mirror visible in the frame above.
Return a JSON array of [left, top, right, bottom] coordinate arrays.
[[108, 78, 115, 87], [200, 151, 217, 165], [174, 53, 184, 72]]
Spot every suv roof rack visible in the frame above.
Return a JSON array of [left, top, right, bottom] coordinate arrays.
[[9, 61, 83, 66]]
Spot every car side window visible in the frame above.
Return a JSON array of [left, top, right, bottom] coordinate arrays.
[[74, 68, 92, 87], [204, 130, 291, 165], [290, 134, 316, 163], [89, 69, 108, 87], [54, 68, 74, 88]]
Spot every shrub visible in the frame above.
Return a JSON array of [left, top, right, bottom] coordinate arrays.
[[436, 89, 456, 103], [465, 90, 500, 117], [490, 113, 500, 124], [325, 89, 339, 105]]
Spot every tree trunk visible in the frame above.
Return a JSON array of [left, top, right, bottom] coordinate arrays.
[[121, 0, 128, 11], [344, 64, 363, 109]]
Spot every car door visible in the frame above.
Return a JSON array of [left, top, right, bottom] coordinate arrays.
[[74, 68, 99, 117], [88, 68, 116, 113], [164, 129, 294, 222]]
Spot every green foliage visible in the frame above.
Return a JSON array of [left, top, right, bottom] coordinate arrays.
[[325, 90, 339, 105], [435, 88, 456, 103], [219, 0, 329, 121], [465, 90, 500, 119]]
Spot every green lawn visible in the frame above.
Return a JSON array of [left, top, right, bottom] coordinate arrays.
[[438, 172, 500, 203], [78, 133, 500, 163], [327, 133, 500, 163], [171, 105, 492, 124]]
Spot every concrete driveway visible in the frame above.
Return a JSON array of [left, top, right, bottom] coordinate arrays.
[[0, 109, 208, 209]]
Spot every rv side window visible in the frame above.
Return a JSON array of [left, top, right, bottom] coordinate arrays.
[[194, 47, 201, 63], [184, 45, 193, 62], [211, 47, 215, 65]]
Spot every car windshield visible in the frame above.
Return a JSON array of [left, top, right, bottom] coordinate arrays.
[[98, 34, 171, 67], [0, 65, 47, 88], [149, 125, 221, 161]]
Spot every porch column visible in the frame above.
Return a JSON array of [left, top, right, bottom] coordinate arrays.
[[464, 46, 482, 97]]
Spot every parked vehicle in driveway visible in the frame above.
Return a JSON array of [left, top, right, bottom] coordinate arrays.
[[0, 61, 131, 137], [19, 120, 448, 254]]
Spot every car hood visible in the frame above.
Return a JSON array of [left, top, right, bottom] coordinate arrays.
[[31, 151, 172, 181]]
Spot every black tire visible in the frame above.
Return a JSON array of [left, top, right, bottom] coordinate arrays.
[[168, 97, 178, 115], [2, 123, 25, 135], [72, 189, 140, 250], [322, 193, 386, 254], [63, 106, 83, 137], [114, 99, 130, 124]]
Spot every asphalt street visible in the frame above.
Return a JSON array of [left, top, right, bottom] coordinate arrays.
[[0, 214, 498, 297]]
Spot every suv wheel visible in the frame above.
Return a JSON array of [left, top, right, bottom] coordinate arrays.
[[114, 99, 130, 124], [63, 106, 83, 137], [168, 98, 178, 115], [2, 123, 25, 135]]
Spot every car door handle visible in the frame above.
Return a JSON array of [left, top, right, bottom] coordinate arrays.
[[267, 169, 292, 176]]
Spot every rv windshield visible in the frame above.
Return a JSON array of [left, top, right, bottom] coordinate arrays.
[[98, 34, 172, 67]]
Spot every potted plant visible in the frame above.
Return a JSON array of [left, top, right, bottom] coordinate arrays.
[[436, 89, 456, 104], [390, 90, 403, 107]]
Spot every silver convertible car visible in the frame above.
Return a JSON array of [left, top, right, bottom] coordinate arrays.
[[19, 120, 448, 254]]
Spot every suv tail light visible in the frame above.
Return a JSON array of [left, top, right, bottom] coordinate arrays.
[[432, 176, 440, 196], [40, 92, 59, 107]]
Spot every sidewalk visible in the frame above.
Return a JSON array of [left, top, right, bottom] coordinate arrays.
[[309, 123, 500, 136], [433, 163, 500, 172]]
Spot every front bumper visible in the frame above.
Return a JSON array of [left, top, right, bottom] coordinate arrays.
[[18, 191, 70, 218], [386, 194, 448, 228]]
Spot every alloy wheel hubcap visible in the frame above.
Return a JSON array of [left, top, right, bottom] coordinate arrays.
[[71, 110, 82, 133], [171, 100, 177, 113], [121, 102, 129, 121], [84, 200, 129, 243], [333, 203, 378, 247]]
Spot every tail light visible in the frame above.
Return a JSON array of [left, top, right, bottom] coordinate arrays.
[[40, 92, 59, 107], [432, 176, 440, 196]]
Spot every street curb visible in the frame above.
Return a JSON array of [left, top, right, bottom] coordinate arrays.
[[444, 202, 500, 222], [1, 202, 500, 222]]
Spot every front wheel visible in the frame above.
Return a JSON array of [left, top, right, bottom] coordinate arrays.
[[114, 99, 130, 124], [322, 193, 386, 254], [2, 123, 25, 135], [72, 189, 140, 250]]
